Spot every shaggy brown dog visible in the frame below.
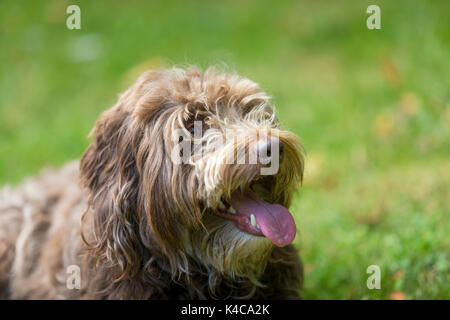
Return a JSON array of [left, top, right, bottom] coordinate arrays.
[[0, 67, 305, 299]]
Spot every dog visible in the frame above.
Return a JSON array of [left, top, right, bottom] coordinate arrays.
[[0, 67, 305, 299]]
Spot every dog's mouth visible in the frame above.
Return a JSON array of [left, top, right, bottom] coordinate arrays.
[[214, 177, 296, 247]]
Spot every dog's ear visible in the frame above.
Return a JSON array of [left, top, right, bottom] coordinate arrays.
[[80, 101, 144, 281], [80, 72, 201, 280]]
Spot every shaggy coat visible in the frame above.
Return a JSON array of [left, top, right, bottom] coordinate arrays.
[[0, 67, 304, 299]]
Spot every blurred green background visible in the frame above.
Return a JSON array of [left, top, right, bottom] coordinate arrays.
[[0, 0, 449, 299]]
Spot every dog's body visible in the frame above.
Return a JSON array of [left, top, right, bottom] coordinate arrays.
[[0, 67, 304, 299]]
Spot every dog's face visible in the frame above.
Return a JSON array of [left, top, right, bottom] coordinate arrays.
[[80, 67, 304, 286]]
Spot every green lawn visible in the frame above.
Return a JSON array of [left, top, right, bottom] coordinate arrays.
[[0, 0, 449, 299]]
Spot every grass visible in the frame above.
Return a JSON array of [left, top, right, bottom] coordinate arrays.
[[0, 0, 449, 299]]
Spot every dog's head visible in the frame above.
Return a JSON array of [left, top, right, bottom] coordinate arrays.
[[80, 67, 304, 288]]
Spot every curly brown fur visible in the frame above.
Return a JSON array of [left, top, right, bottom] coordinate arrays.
[[0, 67, 304, 299]]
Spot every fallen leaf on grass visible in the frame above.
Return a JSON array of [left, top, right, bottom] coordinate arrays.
[[389, 291, 406, 300], [392, 269, 405, 280], [380, 58, 403, 89]]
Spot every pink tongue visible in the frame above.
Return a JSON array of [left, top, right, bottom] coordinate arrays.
[[229, 190, 296, 247]]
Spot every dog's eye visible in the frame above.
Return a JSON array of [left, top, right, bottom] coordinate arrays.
[[189, 126, 196, 135]]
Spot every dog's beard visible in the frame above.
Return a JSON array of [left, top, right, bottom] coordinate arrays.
[[182, 173, 297, 296], [189, 214, 273, 278]]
